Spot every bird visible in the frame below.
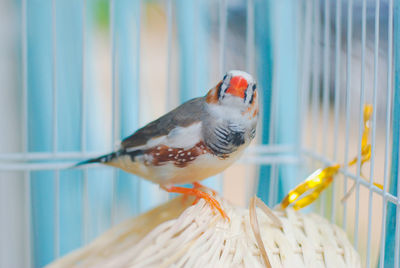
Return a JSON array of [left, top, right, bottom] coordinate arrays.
[[77, 70, 259, 219]]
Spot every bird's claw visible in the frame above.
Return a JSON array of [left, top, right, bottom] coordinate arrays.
[[163, 185, 229, 221]]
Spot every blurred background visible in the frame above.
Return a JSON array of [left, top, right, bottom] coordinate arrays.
[[0, 0, 399, 267]]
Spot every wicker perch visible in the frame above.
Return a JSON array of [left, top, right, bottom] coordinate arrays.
[[48, 193, 360, 268]]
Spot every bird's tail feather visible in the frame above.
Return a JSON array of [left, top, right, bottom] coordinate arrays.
[[75, 152, 118, 167]]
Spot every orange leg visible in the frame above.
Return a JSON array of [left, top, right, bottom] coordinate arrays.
[[181, 182, 218, 205], [162, 185, 229, 220], [192, 182, 217, 196], [191, 182, 217, 205]]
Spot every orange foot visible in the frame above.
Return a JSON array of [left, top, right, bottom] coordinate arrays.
[[162, 185, 229, 220], [192, 182, 217, 196], [181, 182, 217, 205]]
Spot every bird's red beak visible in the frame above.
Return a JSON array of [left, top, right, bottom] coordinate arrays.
[[225, 76, 248, 98]]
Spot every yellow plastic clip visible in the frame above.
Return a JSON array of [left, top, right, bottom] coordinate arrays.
[[279, 105, 383, 210]]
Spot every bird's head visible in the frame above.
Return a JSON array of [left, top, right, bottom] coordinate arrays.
[[206, 70, 258, 117]]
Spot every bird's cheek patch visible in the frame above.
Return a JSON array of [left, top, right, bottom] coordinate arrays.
[[206, 86, 220, 104]]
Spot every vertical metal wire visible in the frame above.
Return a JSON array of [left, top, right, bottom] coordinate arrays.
[[366, 0, 380, 265], [395, 134, 400, 268], [110, 0, 116, 154], [136, 0, 142, 213], [268, 165, 277, 205], [81, 1, 87, 155], [342, 0, 353, 231], [245, 0, 255, 201], [379, 0, 394, 266], [52, 0, 57, 153], [51, 0, 60, 259], [297, 2, 305, 152], [219, 0, 227, 76], [21, 0, 31, 265], [165, 0, 173, 201], [24, 171, 31, 266], [193, 0, 199, 96], [54, 169, 60, 259], [135, 0, 141, 117], [110, 0, 117, 225], [246, 0, 254, 75], [331, 0, 342, 223], [389, 0, 399, 265], [311, 0, 322, 214], [320, 0, 330, 217], [300, 0, 312, 153], [22, 0, 28, 155], [219, 0, 227, 194], [266, 0, 278, 202], [166, 0, 172, 111], [267, 21, 278, 205], [268, 52, 279, 206], [81, 0, 89, 244], [322, 0, 330, 157], [82, 168, 88, 244], [311, 0, 320, 154], [352, 0, 367, 250], [298, 1, 313, 209]]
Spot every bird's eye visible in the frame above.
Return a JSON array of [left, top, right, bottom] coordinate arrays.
[[252, 84, 256, 91]]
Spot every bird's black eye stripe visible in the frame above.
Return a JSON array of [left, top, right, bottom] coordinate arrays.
[[248, 84, 256, 104], [249, 92, 254, 104], [243, 88, 247, 103], [218, 82, 223, 99], [223, 74, 227, 81]]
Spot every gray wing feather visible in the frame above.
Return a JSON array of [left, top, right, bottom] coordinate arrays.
[[121, 97, 206, 149]]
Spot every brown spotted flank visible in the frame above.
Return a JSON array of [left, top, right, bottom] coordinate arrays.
[[146, 142, 212, 167]]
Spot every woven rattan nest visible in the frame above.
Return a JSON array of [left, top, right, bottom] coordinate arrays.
[[48, 193, 360, 268]]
